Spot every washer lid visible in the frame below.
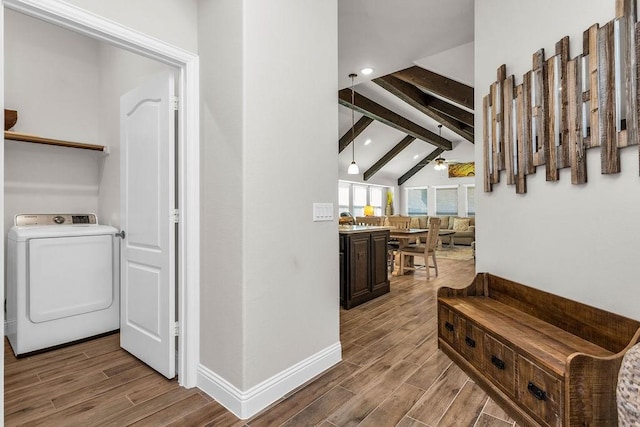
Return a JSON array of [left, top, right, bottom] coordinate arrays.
[[8, 224, 118, 241]]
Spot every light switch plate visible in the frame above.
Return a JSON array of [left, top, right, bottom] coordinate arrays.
[[313, 203, 334, 222]]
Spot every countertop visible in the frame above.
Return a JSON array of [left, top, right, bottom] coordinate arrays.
[[338, 225, 391, 234]]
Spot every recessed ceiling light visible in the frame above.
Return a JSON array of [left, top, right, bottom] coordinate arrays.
[[364, 139, 372, 146], [361, 67, 373, 76]]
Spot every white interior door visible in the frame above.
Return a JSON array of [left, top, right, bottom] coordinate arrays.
[[120, 70, 176, 379]]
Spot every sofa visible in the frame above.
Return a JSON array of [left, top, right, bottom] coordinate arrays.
[[381, 215, 475, 246]]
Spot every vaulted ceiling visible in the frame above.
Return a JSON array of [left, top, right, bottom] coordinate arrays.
[[337, 0, 475, 186]]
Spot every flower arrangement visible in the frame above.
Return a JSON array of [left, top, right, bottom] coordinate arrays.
[[386, 191, 394, 216]]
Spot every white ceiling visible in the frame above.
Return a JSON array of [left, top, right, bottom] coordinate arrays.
[[337, 0, 475, 184]]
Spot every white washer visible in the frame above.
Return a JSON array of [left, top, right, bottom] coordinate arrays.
[[6, 213, 119, 356]]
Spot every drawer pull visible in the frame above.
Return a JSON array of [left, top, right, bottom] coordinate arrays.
[[465, 337, 476, 348], [491, 355, 505, 370], [527, 382, 547, 401], [445, 322, 455, 332]]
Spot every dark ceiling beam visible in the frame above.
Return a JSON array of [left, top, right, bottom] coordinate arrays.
[[398, 147, 445, 186], [364, 135, 416, 181], [392, 66, 474, 110], [427, 94, 474, 128], [374, 75, 474, 143], [338, 116, 374, 153], [338, 89, 452, 150]]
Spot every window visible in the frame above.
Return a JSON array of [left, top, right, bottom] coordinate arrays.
[[435, 187, 458, 216], [338, 182, 350, 214], [338, 180, 390, 217], [466, 185, 475, 216], [407, 188, 428, 215], [369, 187, 384, 216], [352, 185, 367, 217]]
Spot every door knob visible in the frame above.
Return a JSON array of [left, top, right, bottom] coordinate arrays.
[[115, 230, 126, 239]]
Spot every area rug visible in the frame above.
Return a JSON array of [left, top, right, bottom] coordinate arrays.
[[436, 245, 474, 260]]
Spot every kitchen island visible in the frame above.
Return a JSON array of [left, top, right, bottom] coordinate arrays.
[[339, 225, 390, 309]]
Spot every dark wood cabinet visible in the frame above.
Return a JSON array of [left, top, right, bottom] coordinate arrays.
[[339, 229, 389, 309], [370, 231, 389, 293]]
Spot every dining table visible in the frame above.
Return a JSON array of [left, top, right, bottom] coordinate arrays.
[[389, 228, 456, 275], [389, 228, 456, 247]]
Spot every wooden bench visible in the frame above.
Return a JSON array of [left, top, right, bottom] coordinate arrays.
[[437, 273, 640, 426]]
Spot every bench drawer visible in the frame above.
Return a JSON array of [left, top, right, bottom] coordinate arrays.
[[438, 304, 458, 348], [517, 354, 563, 427], [458, 317, 483, 369], [484, 334, 516, 397]]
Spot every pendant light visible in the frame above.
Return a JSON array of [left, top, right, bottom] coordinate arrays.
[[434, 124, 447, 171], [347, 73, 360, 175]]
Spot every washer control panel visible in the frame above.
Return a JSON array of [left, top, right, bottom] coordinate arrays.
[[15, 214, 98, 226]]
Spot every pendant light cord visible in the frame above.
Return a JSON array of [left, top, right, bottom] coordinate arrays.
[[347, 73, 359, 175], [350, 73, 357, 163]]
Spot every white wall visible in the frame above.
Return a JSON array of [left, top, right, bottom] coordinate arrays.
[[4, 10, 101, 142], [199, 0, 340, 414], [4, 10, 102, 235], [414, 41, 475, 87], [63, 0, 198, 53], [475, 0, 640, 320], [243, 0, 339, 386], [198, 0, 245, 390]]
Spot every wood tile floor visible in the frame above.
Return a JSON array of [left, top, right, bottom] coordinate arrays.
[[5, 257, 520, 426]]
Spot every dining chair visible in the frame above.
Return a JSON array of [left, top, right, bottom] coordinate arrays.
[[387, 216, 411, 229], [355, 216, 383, 226], [387, 216, 411, 273], [399, 217, 441, 278]]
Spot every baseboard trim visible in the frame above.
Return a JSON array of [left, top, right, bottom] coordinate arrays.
[[197, 341, 341, 419]]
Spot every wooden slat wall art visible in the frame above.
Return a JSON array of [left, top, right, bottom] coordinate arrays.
[[515, 84, 527, 193], [568, 57, 588, 184], [619, 0, 639, 150], [637, 23, 640, 171], [522, 72, 535, 175], [615, 18, 630, 149], [490, 81, 501, 184], [492, 65, 507, 185], [503, 75, 515, 185], [488, 82, 500, 184], [598, 21, 621, 174], [482, 0, 640, 193], [532, 50, 548, 168], [587, 24, 600, 148], [489, 82, 499, 185], [556, 37, 571, 171], [483, 95, 493, 192], [546, 54, 560, 181]]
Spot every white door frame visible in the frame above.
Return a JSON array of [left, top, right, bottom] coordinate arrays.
[[1, 0, 200, 388]]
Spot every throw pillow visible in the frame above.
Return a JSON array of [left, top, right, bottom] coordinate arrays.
[[453, 218, 470, 232], [418, 216, 428, 229], [439, 216, 449, 229]]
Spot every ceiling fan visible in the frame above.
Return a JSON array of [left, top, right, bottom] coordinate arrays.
[[433, 124, 459, 170], [433, 156, 460, 170]]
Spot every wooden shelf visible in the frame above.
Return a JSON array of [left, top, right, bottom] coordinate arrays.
[[4, 131, 105, 152]]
